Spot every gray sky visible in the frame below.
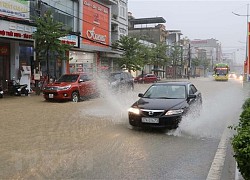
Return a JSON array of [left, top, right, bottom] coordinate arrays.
[[128, 0, 249, 64]]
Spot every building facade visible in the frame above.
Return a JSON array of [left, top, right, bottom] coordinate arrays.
[[0, 0, 35, 90], [0, 0, 128, 90], [190, 38, 222, 71]]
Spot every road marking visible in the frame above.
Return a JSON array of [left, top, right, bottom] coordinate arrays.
[[206, 127, 230, 180]]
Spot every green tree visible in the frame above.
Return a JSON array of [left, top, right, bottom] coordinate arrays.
[[201, 58, 210, 76], [150, 42, 169, 67], [32, 10, 73, 81], [113, 36, 144, 71], [191, 57, 200, 76], [168, 44, 183, 78]]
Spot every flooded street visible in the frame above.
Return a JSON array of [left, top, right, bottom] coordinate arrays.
[[0, 77, 248, 179]]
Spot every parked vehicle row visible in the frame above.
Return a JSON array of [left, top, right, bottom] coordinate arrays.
[[0, 80, 29, 98], [134, 73, 158, 83], [42, 71, 136, 102], [43, 73, 98, 102], [109, 71, 134, 92]]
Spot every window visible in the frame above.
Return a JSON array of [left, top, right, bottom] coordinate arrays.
[[189, 84, 197, 94], [119, 1, 126, 18]]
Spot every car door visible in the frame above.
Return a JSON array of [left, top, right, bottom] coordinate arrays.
[[79, 74, 91, 96], [187, 84, 202, 105], [120, 72, 127, 88]]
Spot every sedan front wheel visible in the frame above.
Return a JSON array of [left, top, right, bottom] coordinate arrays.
[[71, 92, 79, 102]]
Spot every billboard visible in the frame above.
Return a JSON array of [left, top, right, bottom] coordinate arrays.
[[82, 0, 109, 47], [0, 20, 34, 41], [0, 0, 30, 20]]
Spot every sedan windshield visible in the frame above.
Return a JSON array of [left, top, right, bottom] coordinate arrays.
[[57, 75, 79, 82], [143, 84, 186, 99]]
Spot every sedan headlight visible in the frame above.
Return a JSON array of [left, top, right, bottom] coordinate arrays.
[[57, 85, 71, 91], [165, 109, 184, 116], [128, 107, 140, 115]]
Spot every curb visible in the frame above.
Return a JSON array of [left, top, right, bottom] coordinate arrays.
[[235, 163, 244, 180]]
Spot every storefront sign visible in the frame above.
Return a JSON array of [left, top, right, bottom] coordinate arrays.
[[82, 0, 109, 47], [0, 0, 30, 19], [0, 20, 34, 41], [0, 46, 9, 55], [86, 27, 106, 44], [59, 35, 79, 47]]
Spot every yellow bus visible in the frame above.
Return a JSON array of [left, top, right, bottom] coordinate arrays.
[[213, 63, 230, 81]]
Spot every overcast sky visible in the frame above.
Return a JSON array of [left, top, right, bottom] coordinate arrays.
[[128, 0, 249, 64]]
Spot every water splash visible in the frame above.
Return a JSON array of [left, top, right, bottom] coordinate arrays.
[[167, 81, 245, 139], [82, 76, 144, 124]]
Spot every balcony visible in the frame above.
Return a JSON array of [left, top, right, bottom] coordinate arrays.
[[97, 0, 118, 5]]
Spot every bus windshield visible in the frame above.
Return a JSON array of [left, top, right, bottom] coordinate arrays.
[[215, 68, 228, 75]]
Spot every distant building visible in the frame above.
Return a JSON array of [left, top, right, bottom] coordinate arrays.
[[190, 38, 222, 71], [128, 13, 168, 44]]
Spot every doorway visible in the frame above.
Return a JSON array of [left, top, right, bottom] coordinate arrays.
[[0, 46, 10, 89]]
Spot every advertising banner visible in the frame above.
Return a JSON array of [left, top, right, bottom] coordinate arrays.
[[82, 0, 109, 47], [0, 20, 34, 41], [0, 0, 30, 20]]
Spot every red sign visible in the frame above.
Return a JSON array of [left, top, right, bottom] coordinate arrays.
[[0, 46, 9, 55], [0, 30, 32, 40], [248, 22, 250, 75], [82, 0, 109, 47]]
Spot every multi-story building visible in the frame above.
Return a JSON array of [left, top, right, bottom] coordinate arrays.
[[128, 14, 167, 44], [165, 30, 183, 78], [0, 0, 128, 90], [0, 0, 36, 90], [128, 13, 168, 77], [190, 38, 222, 71]]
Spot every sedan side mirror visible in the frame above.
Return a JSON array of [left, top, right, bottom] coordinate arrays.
[[138, 93, 143, 97], [79, 79, 84, 83], [188, 94, 196, 99]]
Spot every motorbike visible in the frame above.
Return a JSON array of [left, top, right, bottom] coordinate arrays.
[[7, 80, 29, 96], [0, 84, 3, 98]]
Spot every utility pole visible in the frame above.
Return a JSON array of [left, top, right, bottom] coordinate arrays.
[[232, 4, 249, 81], [188, 43, 191, 80]]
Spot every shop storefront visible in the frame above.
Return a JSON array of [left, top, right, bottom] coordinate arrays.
[[0, 44, 10, 89], [0, 20, 34, 90], [69, 51, 96, 74]]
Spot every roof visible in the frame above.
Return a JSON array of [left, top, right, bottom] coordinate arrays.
[[129, 17, 166, 24], [153, 81, 191, 85]]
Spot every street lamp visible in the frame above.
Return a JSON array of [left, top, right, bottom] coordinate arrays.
[[232, 4, 249, 81]]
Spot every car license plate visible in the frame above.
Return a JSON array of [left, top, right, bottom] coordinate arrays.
[[141, 117, 159, 123], [49, 94, 54, 98]]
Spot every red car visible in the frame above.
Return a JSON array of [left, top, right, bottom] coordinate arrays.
[[43, 73, 98, 102], [134, 74, 158, 83]]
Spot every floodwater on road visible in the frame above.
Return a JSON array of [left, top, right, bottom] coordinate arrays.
[[0, 77, 248, 179]]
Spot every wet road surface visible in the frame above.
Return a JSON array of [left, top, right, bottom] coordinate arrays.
[[0, 77, 248, 179]]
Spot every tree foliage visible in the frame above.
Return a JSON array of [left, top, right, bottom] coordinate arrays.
[[113, 36, 144, 71], [231, 98, 250, 180], [168, 44, 182, 66], [113, 36, 170, 72], [32, 10, 73, 78]]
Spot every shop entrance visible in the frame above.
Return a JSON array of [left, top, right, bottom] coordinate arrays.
[[0, 44, 10, 90], [0, 55, 10, 90]]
